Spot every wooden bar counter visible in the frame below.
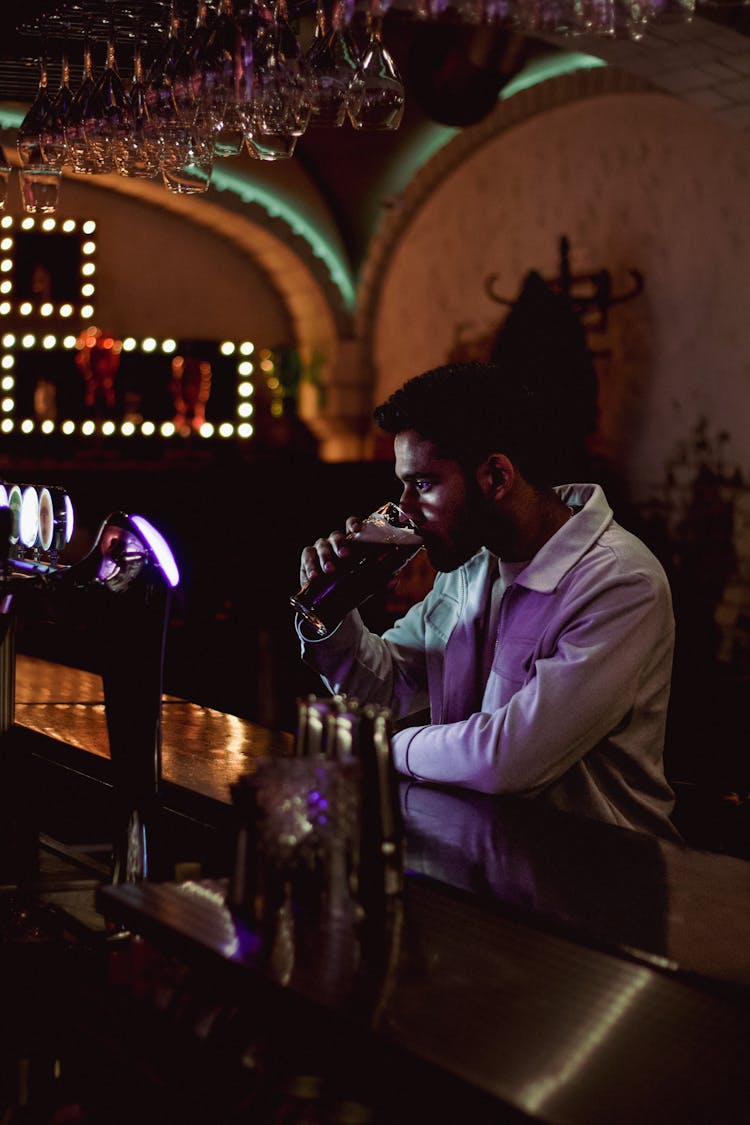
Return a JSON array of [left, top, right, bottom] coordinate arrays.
[[5, 653, 750, 1125], [14, 652, 294, 804]]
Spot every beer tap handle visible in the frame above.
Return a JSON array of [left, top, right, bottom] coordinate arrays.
[[64, 511, 179, 883]]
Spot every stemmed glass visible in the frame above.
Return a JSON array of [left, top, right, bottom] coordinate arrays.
[[10, 0, 409, 186], [197, 0, 242, 131], [246, 0, 310, 160], [40, 44, 74, 168], [145, 0, 191, 157], [211, 61, 251, 159], [65, 30, 103, 174], [83, 28, 130, 175], [115, 34, 160, 179], [17, 52, 53, 166], [139, 0, 220, 185], [303, 0, 364, 129], [170, 0, 214, 121], [348, 0, 405, 131]]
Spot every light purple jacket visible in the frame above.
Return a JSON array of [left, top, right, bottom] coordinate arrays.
[[299, 484, 679, 839]]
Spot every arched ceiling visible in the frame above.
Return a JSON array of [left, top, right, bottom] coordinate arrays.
[[1, 2, 750, 358]]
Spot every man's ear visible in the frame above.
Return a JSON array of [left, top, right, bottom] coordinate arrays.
[[476, 453, 515, 500]]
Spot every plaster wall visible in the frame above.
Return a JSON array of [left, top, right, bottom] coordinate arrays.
[[5, 176, 294, 347], [371, 90, 750, 503]]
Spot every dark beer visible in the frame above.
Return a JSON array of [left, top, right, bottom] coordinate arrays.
[[290, 508, 423, 637]]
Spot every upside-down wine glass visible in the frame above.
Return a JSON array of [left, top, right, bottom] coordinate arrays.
[[303, 0, 364, 129], [65, 31, 102, 174], [348, 0, 405, 131], [213, 53, 251, 157], [167, 0, 214, 142], [145, 0, 191, 157], [18, 50, 53, 166], [197, 0, 242, 129], [83, 27, 130, 174], [246, 0, 310, 160], [115, 34, 160, 178], [40, 43, 74, 168]]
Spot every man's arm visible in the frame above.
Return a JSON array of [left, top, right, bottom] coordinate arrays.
[[298, 593, 432, 721], [391, 569, 674, 795]]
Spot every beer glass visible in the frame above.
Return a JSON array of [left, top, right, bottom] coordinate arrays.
[[290, 501, 423, 637]]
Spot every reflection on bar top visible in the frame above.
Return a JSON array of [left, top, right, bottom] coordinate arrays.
[[14, 654, 750, 996], [400, 779, 750, 993], [14, 653, 294, 804]]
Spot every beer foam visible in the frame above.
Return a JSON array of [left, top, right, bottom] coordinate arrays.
[[355, 520, 423, 547]]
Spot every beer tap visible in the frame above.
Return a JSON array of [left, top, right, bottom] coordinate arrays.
[[1, 483, 180, 885], [78, 511, 179, 884]]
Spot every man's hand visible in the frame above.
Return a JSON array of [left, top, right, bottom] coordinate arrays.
[[299, 516, 363, 587]]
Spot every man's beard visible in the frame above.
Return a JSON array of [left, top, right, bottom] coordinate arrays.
[[423, 476, 490, 572]]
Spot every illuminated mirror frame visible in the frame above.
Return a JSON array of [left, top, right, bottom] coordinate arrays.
[[0, 214, 96, 320], [0, 215, 281, 442], [0, 332, 263, 442]]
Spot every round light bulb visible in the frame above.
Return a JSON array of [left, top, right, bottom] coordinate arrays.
[[38, 487, 54, 551], [20, 486, 39, 548]]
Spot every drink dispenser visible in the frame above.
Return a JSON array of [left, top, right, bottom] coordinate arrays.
[[0, 479, 180, 884]]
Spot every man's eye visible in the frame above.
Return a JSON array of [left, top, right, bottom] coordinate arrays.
[[416, 480, 431, 492]]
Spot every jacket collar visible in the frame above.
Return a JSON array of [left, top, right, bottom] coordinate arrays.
[[510, 483, 613, 594]]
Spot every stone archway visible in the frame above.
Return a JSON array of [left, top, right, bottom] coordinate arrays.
[[354, 69, 750, 497], [356, 64, 654, 417]]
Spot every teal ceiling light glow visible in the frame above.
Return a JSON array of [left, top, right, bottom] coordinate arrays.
[[211, 167, 356, 313], [405, 52, 606, 171], [0, 107, 23, 130], [387, 123, 459, 196], [381, 51, 606, 203], [500, 51, 606, 101]]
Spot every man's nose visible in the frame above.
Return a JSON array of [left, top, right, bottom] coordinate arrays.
[[398, 487, 420, 522]]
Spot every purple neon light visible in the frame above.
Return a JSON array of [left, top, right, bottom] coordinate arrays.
[[131, 515, 180, 588], [64, 493, 74, 543]]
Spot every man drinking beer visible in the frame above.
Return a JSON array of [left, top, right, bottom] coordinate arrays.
[[295, 362, 678, 840]]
